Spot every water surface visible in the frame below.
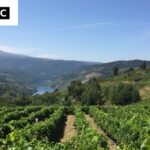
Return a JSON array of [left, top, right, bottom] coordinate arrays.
[[33, 86, 54, 95]]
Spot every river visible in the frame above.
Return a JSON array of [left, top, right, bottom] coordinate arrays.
[[33, 86, 55, 96]]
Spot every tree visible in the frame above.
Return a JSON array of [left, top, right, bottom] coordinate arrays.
[[113, 66, 119, 76], [81, 78, 103, 105], [14, 96, 31, 106], [140, 61, 147, 70], [67, 79, 103, 105], [68, 80, 84, 102], [110, 84, 140, 105]]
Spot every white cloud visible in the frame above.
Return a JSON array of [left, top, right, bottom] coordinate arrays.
[[52, 20, 150, 31], [53, 22, 110, 31]]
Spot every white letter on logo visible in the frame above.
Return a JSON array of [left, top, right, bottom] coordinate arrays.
[[0, 9, 7, 17]]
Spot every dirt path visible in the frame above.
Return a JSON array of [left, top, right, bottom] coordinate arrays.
[[85, 115, 117, 150], [140, 86, 150, 100], [60, 115, 76, 143]]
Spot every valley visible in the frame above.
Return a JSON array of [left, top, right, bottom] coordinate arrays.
[[0, 51, 150, 150], [1, 0, 150, 149]]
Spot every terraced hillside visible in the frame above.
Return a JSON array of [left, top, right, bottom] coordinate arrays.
[[0, 103, 149, 150]]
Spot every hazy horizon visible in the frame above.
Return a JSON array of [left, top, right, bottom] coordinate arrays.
[[1, 49, 150, 64], [0, 0, 150, 62]]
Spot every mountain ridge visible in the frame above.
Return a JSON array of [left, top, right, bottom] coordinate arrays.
[[0, 50, 98, 85], [0, 50, 150, 88], [50, 59, 150, 88]]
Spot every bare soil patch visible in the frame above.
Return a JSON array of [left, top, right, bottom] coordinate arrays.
[[60, 115, 76, 143], [85, 115, 117, 150], [140, 86, 150, 100]]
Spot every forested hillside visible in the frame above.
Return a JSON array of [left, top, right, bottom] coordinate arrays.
[[9, 66, 150, 106], [50, 60, 150, 88], [0, 50, 94, 85], [0, 50, 95, 101], [0, 50, 150, 105]]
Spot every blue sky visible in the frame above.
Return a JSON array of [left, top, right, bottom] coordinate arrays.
[[0, 0, 150, 62]]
